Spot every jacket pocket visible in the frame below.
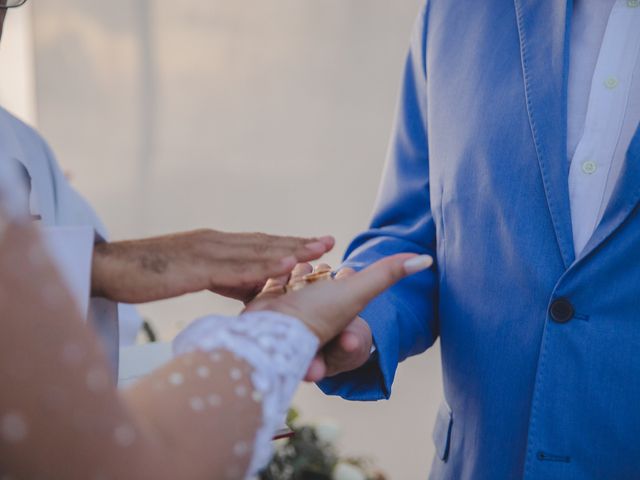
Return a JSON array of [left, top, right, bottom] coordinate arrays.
[[432, 400, 453, 462]]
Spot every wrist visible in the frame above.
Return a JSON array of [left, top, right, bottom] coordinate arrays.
[[91, 242, 109, 298], [91, 240, 176, 303], [91, 241, 147, 301], [246, 302, 328, 345]]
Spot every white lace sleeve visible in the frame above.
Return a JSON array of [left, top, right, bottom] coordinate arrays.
[[172, 311, 319, 478]]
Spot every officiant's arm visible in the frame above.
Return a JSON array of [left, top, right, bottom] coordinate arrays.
[[90, 229, 334, 303]]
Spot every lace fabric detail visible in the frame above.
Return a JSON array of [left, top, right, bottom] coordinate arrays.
[[173, 311, 319, 478]]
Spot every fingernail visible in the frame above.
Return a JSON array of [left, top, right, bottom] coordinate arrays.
[[404, 255, 433, 274], [319, 236, 335, 246]]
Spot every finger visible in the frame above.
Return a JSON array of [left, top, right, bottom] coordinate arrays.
[[324, 344, 370, 378], [336, 254, 433, 315], [296, 234, 335, 249], [334, 267, 356, 280], [304, 354, 327, 382], [250, 276, 287, 302], [213, 242, 330, 289], [280, 235, 334, 255], [262, 276, 288, 292], [323, 320, 372, 377], [221, 232, 317, 247], [241, 233, 334, 251], [290, 263, 313, 283], [231, 258, 313, 294], [318, 236, 335, 249], [243, 240, 329, 260], [339, 329, 361, 353], [292, 242, 332, 263], [215, 233, 333, 261], [261, 256, 299, 278], [212, 256, 298, 290], [272, 273, 291, 285], [305, 318, 372, 381], [313, 263, 332, 274]]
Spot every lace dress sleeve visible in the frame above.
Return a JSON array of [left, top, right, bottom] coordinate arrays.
[[173, 311, 319, 475]]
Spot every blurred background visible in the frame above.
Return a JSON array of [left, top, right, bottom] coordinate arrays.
[[0, 1, 443, 477]]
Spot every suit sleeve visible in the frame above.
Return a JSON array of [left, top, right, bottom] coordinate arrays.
[[318, 3, 437, 400]]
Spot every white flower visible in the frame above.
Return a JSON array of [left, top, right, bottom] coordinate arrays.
[[333, 462, 367, 480], [314, 421, 341, 444]]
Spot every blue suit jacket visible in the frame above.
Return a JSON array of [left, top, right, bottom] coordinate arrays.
[[319, 1, 640, 479]]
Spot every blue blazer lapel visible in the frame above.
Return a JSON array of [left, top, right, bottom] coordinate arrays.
[[578, 125, 640, 262], [514, 0, 575, 268]]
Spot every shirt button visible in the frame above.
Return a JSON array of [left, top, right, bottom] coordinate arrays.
[[604, 77, 619, 89], [549, 299, 575, 324], [581, 160, 597, 175], [628, 0, 639, 7]]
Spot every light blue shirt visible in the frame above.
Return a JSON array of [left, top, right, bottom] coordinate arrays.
[[568, 0, 640, 254]]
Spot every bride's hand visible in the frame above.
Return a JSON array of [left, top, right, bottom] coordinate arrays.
[[244, 254, 433, 346], [91, 229, 335, 304]]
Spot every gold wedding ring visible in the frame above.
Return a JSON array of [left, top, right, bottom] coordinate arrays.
[[285, 266, 334, 292]]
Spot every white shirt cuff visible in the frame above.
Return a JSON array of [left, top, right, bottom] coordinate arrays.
[[41, 226, 95, 318]]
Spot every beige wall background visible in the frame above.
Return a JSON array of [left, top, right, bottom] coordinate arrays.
[[0, 2, 36, 125], [4, 1, 445, 478]]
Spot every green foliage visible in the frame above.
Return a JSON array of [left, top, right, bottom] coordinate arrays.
[[260, 426, 337, 480], [259, 409, 387, 480]]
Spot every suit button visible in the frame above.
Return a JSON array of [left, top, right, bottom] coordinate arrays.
[[549, 298, 574, 324]]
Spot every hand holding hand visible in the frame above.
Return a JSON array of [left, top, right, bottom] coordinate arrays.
[[91, 229, 335, 304], [244, 254, 433, 347], [258, 264, 374, 381], [304, 315, 374, 382]]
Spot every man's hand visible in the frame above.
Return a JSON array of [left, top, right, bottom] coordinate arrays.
[[304, 315, 373, 382], [91, 229, 334, 304]]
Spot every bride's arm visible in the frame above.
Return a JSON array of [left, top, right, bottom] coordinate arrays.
[[0, 218, 275, 479]]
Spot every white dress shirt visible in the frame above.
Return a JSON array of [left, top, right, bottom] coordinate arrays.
[[568, 0, 640, 255], [0, 107, 139, 372]]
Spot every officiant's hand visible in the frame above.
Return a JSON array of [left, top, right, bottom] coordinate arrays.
[[91, 229, 335, 304], [244, 254, 432, 347]]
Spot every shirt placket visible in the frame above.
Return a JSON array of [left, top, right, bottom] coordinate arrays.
[[568, 0, 640, 255]]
